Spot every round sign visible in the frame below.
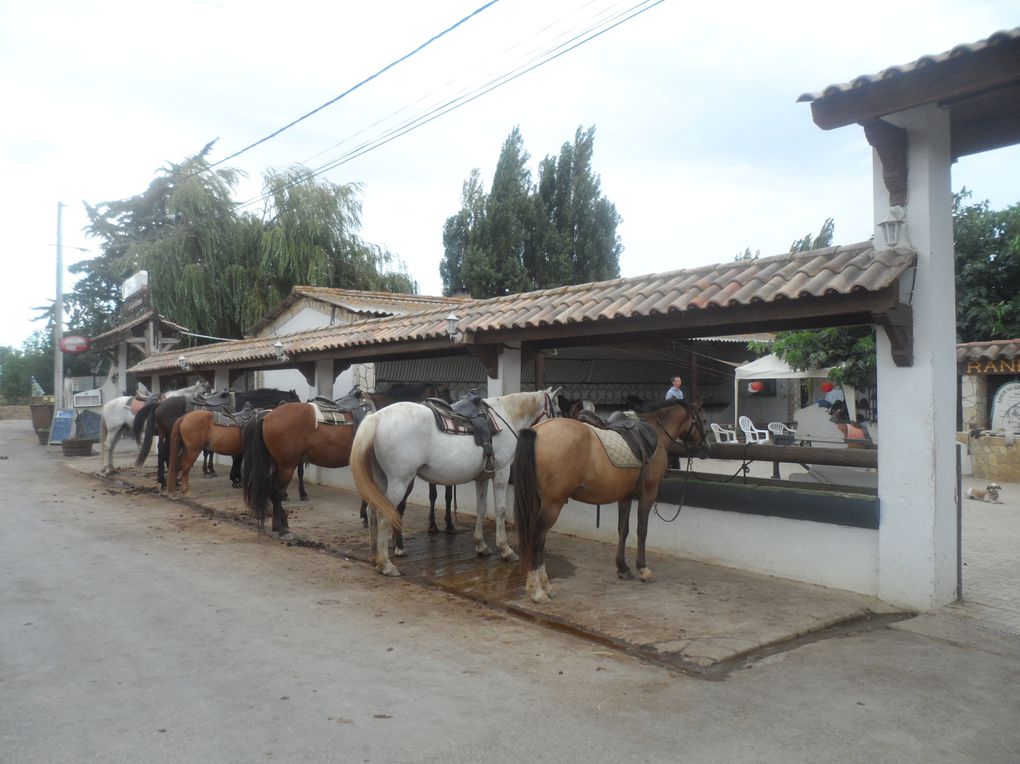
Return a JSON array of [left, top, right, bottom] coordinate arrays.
[[748, 380, 764, 393], [820, 381, 834, 393], [59, 335, 91, 354]]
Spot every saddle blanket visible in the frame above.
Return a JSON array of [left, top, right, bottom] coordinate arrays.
[[432, 408, 501, 437], [590, 426, 644, 469], [309, 401, 355, 428]]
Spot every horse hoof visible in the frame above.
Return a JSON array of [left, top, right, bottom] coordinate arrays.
[[300, 495, 310, 502], [617, 569, 634, 580], [476, 546, 493, 557], [427, 525, 440, 535], [501, 550, 519, 563], [394, 547, 406, 558], [377, 563, 401, 577], [276, 531, 295, 541], [204, 473, 216, 479], [445, 526, 457, 535], [639, 568, 655, 583], [530, 589, 552, 605], [232, 482, 241, 489]]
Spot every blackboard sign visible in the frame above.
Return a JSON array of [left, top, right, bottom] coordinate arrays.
[[49, 409, 74, 444], [76, 410, 102, 441]]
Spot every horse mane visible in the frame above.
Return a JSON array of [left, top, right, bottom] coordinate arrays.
[[380, 382, 444, 402], [632, 397, 686, 415]]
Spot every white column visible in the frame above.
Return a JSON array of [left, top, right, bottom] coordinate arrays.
[[315, 359, 336, 399], [874, 103, 958, 609], [486, 343, 521, 397], [117, 342, 128, 395], [214, 368, 230, 392]]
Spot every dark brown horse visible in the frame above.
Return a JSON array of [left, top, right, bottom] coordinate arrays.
[[242, 383, 446, 539], [513, 399, 707, 603]]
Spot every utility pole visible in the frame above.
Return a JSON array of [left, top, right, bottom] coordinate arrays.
[[54, 201, 64, 410]]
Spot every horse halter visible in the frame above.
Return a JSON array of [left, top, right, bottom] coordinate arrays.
[[534, 391, 557, 425], [654, 400, 705, 449]]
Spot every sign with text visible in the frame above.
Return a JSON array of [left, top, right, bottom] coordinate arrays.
[[58, 335, 91, 354], [991, 382, 1020, 433]]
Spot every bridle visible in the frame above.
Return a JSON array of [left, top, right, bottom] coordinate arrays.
[[653, 400, 705, 450]]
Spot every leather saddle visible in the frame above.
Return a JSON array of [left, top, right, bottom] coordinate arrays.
[[209, 401, 259, 428], [309, 387, 375, 428], [424, 391, 499, 473], [579, 409, 659, 465], [190, 390, 237, 413]]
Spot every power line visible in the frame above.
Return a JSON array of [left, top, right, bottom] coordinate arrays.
[[207, 0, 502, 172]]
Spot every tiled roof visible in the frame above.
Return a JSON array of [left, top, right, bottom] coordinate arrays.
[[129, 241, 915, 375], [91, 310, 189, 349], [797, 27, 1020, 104], [957, 339, 1020, 361], [248, 286, 470, 336]]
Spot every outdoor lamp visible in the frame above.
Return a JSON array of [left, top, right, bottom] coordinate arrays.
[[446, 313, 464, 343], [177, 355, 189, 370], [273, 340, 287, 362], [878, 205, 906, 247]]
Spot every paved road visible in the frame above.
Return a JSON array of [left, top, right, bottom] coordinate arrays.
[[2, 420, 1019, 763]]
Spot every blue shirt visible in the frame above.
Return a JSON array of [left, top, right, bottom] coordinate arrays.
[[665, 386, 684, 401]]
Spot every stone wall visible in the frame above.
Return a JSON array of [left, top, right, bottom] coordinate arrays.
[[970, 434, 1020, 482]]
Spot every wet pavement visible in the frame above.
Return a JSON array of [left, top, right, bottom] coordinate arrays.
[[57, 434, 906, 675]]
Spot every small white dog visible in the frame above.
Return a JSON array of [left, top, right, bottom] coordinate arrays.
[[966, 483, 1002, 503]]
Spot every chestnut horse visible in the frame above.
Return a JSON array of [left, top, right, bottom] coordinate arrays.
[[241, 383, 445, 539], [513, 398, 707, 604], [166, 408, 258, 498], [350, 388, 560, 577]]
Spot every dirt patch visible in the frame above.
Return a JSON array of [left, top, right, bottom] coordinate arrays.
[[0, 405, 31, 421]]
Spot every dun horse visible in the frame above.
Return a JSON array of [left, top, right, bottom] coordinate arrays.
[[513, 398, 706, 604], [350, 388, 559, 577]]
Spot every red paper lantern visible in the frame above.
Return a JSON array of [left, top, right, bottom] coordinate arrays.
[[749, 380, 764, 393], [820, 381, 834, 393]]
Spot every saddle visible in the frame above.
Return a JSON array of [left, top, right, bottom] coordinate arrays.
[[309, 388, 375, 428], [209, 401, 259, 428], [424, 390, 500, 473], [190, 390, 237, 413], [579, 409, 659, 465], [129, 393, 160, 416]]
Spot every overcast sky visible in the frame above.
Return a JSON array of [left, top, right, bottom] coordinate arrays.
[[1, 0, 1017, 348]]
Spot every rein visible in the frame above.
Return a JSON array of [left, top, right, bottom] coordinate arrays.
[[651, 401, 704, 523], [484, 391, 555, 440]]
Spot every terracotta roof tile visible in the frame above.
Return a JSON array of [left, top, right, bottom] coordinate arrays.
[[957, 339, 1020, 361], [129, 241, 915, 375]]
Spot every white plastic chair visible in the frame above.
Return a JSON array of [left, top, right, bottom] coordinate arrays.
[[710, 423, 738, 443], [767, 422, 796, 438], [738, 415, 770, 444]]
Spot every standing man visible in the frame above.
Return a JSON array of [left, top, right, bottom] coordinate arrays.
[[665, 375, 684, 401]]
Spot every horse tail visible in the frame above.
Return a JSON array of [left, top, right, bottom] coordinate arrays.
[[512, 427, 541, 574], [133, 401, 158, 466], [167, 417, 184, 492], [349, 413, 403, 530], [242, 418, 273, 530]]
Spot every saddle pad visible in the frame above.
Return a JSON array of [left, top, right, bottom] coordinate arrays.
[[309, 401, 354, 428], [431, 408, 501, 437], [590, 427, 644, 469]]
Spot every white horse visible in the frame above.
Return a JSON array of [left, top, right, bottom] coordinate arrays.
[[98, 381, 207, 475], [350, 388, 560, 577]]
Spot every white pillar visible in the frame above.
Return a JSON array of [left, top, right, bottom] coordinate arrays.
[[874, 103, 958, 609], [117, 342, 128, 395], [486, 343, 521, 397], [214, 368, 230, 392], [315, 359, 336, 399]]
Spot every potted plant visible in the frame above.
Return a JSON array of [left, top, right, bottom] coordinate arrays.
[[36, 428, 50, 445]]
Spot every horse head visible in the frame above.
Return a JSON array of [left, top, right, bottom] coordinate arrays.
[[646, 398, 709, 459]]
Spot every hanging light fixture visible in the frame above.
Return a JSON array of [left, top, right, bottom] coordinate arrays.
[[273, 341, 288, 362], [446, 313, 464, 343], [177, 355, 190, 370], [878, 205, 907, 247]]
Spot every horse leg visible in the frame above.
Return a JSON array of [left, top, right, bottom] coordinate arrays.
[[427, 483, 440, 534], [157, 436, 168, 494], [473, 479, 492, 557], [360, 500, 368, 528], [230, 456, 242, 488], [392, 480, 415, 557], [370, 510, 401, 577], [526, 500, 565, 604], [105, 425, 125, 475], [298, 463, 308, 501], [635, 495, 655, 583], [491, 472, 518, 562], [616, 498, 634, 579], [444, 485, 455, 533], [203, 448, 216, 478], [179, 446, 202, 497], [271, 465, 295, 539]]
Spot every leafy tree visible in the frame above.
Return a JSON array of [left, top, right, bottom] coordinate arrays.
[[954, 191, 1020, 342], [73, 145, 417, 343], [441, 125, 621, 297]]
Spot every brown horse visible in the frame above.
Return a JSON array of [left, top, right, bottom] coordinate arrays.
[[241, 383, 445, 538], [167, 409, 252, 498], [512, 399, 707, 604]]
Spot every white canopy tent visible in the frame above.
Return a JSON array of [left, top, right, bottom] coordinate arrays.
[[733, 354, 855, 426]]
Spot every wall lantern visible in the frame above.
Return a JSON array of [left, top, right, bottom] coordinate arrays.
[[878, 205, 907, 248], [177, 355, 190, 370], [273, 340, 288, 362], [446, 313, 464, 343], [820, 381, 834, 393], [748, 380, 764, 393]]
